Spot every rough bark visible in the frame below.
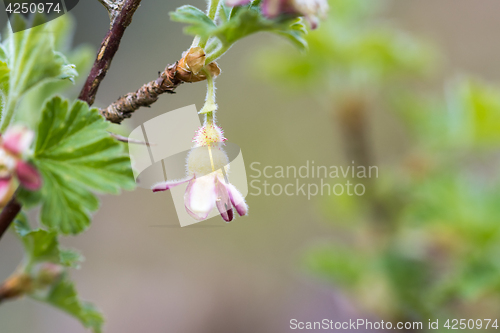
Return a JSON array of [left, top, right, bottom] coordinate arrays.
[[79, 0, 143, 105]]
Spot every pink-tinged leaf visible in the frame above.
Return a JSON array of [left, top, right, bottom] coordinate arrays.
[[226, 182, 248, 216], [215, 177, 234, 222], [15, 160, 42, 191], [152, 177, 193, 192], [2, 126, 34, 155]]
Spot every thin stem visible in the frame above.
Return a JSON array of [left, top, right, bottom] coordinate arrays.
[[205, 44, 230, 64], [199, 67, 217, 118], [206, 112, 214, 125], [191, 36, 201, 48], [207, 0, 220, 20]]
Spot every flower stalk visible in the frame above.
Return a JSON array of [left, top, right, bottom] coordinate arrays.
[[199, 67, 218, 120]]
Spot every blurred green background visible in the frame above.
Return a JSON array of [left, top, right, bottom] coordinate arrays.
[[2, 0, 500, 332]]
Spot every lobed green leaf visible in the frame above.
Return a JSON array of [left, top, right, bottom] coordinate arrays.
[[27, 97, 135, 235], [14, 217, 102, 333], [44, 279, 104, 333], [170, 4, 308, 51], [170, 5, 217, 36]]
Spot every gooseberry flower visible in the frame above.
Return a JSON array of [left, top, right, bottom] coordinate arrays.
[[152, 123, 248, 222], [0, 126, 42, 207], [226, 0, 328, 29]]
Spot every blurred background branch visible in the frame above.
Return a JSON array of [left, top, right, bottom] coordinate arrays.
[[257, 0, 500, 327]]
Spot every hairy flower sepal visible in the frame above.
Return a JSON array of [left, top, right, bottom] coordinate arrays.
[[0, 126, 42, 207]]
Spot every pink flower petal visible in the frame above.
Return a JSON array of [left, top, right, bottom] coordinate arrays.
[[226, 182, 248, 216], [15, 161, 41, 191], [2, 126, 34, 156], [152, 176, 193, 192], [215, 177, 234, 222], [184, 176, 216, 220], [225, 0, 252, 7]]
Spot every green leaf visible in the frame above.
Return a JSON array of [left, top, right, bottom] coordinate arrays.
[[44, 279, 104, 333], [455, 79, 500, 147], [16, 44, 95, 128], [32, 97, 135, 234], [16, 185, 43, 208], [383, 251, 432, 316], [59, 249, 85, 269], [170, 5, 217, 36], [13, 217, 100, 332], [4, 15, 75, 98], [219, 3, 232, 23], [274, 19, 308, 51], [13, 217, 83, 268], [14, 216, 59, 265], [0, 60, 9, 87], [171, 5, 307, 50], [0, 60, 8, 115], [218, 7, 308, 48], [216, 8, 282, 44], [0, 14, 78, 130], [21, 229, 60, 264], [304, 244, 369, 287]]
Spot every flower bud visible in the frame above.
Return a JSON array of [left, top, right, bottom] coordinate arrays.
[[262, 0, 328, 29], [0, 127, 42, 207], [33, 263, 64, 288], [226, 0, 328, 29], [176, 47, 221, 83]]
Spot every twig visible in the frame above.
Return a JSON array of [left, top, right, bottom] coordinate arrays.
[[336, 95, 393, 229], [97, 0, 121, 22], [109, 132, 155, 146], [100, 63, 183, 123], [79, 0, 143, 105], [0, 197, 22, 241], [100, 60, 220, 124]]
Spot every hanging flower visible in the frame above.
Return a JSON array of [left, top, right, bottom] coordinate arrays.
[[152, 123, 248, 222], [225, 0, 328, 29], [0, 126, 42, 207]]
